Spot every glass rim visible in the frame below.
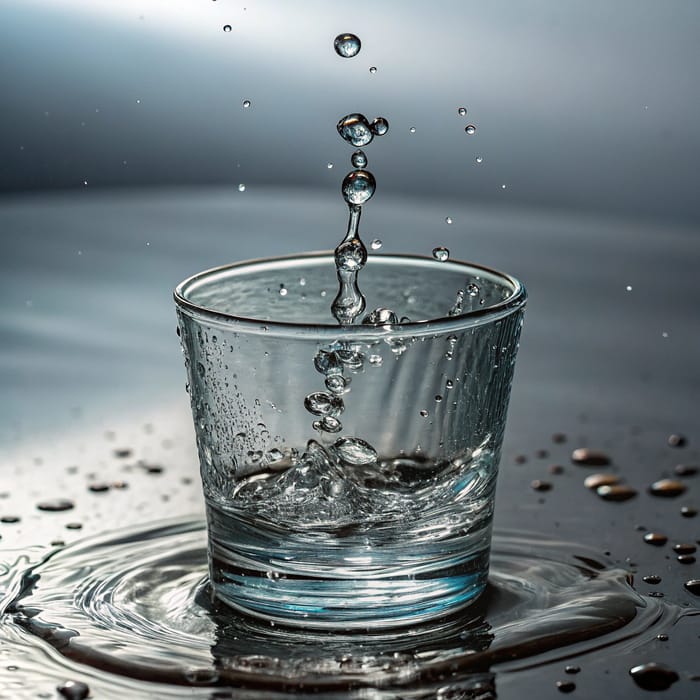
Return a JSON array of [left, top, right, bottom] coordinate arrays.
[[174, 252, 527, 338]]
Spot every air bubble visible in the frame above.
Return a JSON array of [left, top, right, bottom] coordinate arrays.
[[334, 33, 361, 58], [278, 285, 288, 296], [476, 155, 483, 164], [334, 436, 377, 465], [223, 25, 232, 32], [465, 124, 476, 135], [467, 283, 480, 296], [369, 66, 377, 74], [242, 99, 251, 108], [362, 307, 399, 325], [304, 392, 344, 417], [409, 126, 416, 134], [458, 107, 467, 116], [419, 409, 429, 418], [432, 246, 450, 261]]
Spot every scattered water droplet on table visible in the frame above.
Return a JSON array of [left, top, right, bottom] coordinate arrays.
[[629, 663, 679, 691], [571, 448, 611, 466], [648, 479, 686, 497]]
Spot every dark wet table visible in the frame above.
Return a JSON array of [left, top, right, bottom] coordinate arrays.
[[1, 188, 698, 698]]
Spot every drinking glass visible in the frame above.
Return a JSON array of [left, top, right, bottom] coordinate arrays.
[[175, 253, 526, 629]]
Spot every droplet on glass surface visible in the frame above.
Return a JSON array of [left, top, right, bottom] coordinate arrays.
[[680, 506, 697, 518], [673, 543, 696, 554], [629, 663, 679, 691], [334, 437, 377, 465], [458, 107, 467, 116], [465, 124, 476, 135], [327, 162, 334, 169], [223, 24, 232, 32], [351, 149, 367, 168], [409, 126, 416, 133], [369, 66, 377, 74], [238, 183, 246, 192], [475, 155, 483, 163], [279, 285, 288, 296], [467, 283, 480, 296], [564, 665, 581, 675], [242, 99, 251, 108], [370, 238, 382, 250], [37, 499, 75, 512], [674, 464, 698, 476], [445, 216, 453, 224], [432, 246, 449, 261], [370, 118, 389, 138], [419, 409, 429, 418], [334, 33, 361, 58], [555, 681, 576, 693], [677, 554, 696, 564]]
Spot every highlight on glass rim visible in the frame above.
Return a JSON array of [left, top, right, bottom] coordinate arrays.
[[1, 3, 698, 698]]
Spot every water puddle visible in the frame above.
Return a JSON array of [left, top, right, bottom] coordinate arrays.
[[0, 518, 684, 698]]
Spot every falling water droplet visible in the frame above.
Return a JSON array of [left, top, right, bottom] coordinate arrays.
[[337, 113, 374, 147], [432, 247, 450, 261], [351, 150, 367, 168], [458, 107, 467, 116], [370, 117, 389, 136], [465, 124, 476, 135], [341, 170, 376, 205], [334, 437, 377, 465], [334, 33, 361, 58]]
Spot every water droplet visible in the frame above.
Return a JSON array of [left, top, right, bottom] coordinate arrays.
[[684, 579, 700, 595], [223, 24, 232, 32], [57, 680, 90, 700], [445, 379, 454, 389], [501, 183, 507, 190], [419, 409, 429, 418], [674, 463, 698, 476], [319, 416, 343, 433], [625, 285, 632, 291], [673, 543, 696, 554], [680, 506, 697, 518], [370, 238, 382, 250], [571, 448, 611, 466], [65, 522, 82, 530], [304, 392, 344, 417], [334, 33, 361, 58], [596, 484, 637, 502], [1, 515, 20, 523], [88, 482, 110, 493], [531, 480, 552, 492], [314, 349, 342, 376], [648, 478, 686, 497], [337, 113, 373, 147], [445, 216, 453, 224], [643, 574, 662, 584], [242, 99, 251, 108], [677, 554, 696, 564], [555, 681, 576, 693], [432, 246, 450, 261], [369, 66, 377, 74], [656, 633, 669, 641], [370, 117, 389, 136], [564, 665, 581, 674], [549, 464, 564, 475], [629, 663, 679, 691], [351, 150, 367, 168], [325, 375, 348, 393], [584, 474, 619, 490], [434, 394, 443, 402], [465, 124, 477, 135], [37, 499, 75, 512], [335, 236, 368, 270], [327, 162, 334, 169], [643, 532, 668, 546], [238, 183, 246, 192], [467, 283, 480, 296], [278, 285, 288, 296], [334, 437, 377, 465], [341, 169, 376, 205], [668, 433, 687, 447], [368, 354, 383, 366], [362, 307, 398, 325], [458, 107, 467, 116], [409, 126, 416, 133]]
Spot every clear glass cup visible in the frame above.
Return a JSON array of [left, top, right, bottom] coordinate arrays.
[[174, 253, 526, 629]]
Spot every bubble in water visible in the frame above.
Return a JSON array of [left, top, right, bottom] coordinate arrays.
[[432, 246, 450, 261], [319, 416, 343, 433], [334, 33, 361, 58], [337, 113, 374, 147], [465, 124, 476, 135], [362, 307, 399, 325], [325, 375, 348, 393], [467, 283, 480, 297], [476, 155, 483, 164], [369, 354, 383, 366], [341, 169, 376, 205], [334, 436, 377, 465], [351, 149, 367, 168], [223, 25, 232, 32], [369, 66, 377, 74], [419, 409, 429, 418], [458, 107, 467, 116], [242, 99, 251, 108], [304, 392, 344, 417], [370, 117, 389, 136], [238, 183, 246, 192], [370, 238, 382, 250], [335, 236, 368, 270]]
